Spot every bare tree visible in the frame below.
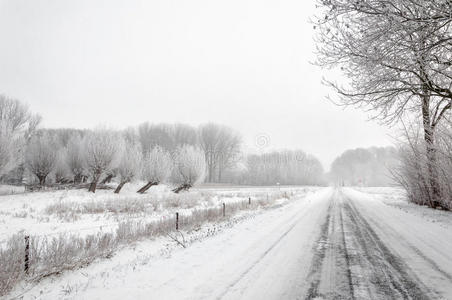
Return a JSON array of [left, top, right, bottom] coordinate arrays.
[[137, 146, 172, 193], [216, 128, 241, 182], [0, 96, 41, 179], [172, 123, 198, 147], [171, 145, 206, 193], [0, 94, 41, 138], [115, 143, 142, 193], [137, 123, 174, 153], [314, 0, 451, 206], [84, 130, 122, 193], [25, 134, 57, 186], [198, 123, 242, 182]]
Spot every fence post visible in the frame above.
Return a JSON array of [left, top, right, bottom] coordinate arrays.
[[222, 203, 225, 217], [176, 212, 179, 230], [24, 235, 30, 274], [248, 197, 251, 205]]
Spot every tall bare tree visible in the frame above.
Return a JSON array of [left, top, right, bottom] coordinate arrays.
[[0, 95, 41, 179], [198, 123, 242, 182], [315, 0, 451, 206]]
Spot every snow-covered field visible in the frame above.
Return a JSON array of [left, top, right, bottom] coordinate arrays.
[[3, 186, 452, 299], [0, 184, 312, 244], [0, 184, 320, 298]]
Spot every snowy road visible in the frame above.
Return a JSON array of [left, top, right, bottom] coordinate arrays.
[[17, 187, 452, 299]]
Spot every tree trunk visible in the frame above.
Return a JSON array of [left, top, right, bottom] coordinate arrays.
[[218, 166, 222, 182], [89, 173, 100, 193], [172, 183, 191, 193], [114, 181, 127, 194], [137, 181, 158, 194], [38, 175, 46, 186], [421, 92, 442, 208], [101, 174, 113, 184], [74, 174, 82, 184]]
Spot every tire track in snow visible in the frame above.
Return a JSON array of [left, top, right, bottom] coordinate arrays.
[[304, 201, 332, 299], [304, 190, 354, 300], [358, 203, 452, 283], [343, 193, 434, 300]]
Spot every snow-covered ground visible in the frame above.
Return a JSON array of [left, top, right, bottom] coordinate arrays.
[[0, 184, 314, 246], [3, 186, 452, 299]]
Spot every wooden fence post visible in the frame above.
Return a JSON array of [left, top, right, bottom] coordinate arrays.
[[176, 212, 179, 230], [24, 235, 30, 274], [222, 203, 225, 217]]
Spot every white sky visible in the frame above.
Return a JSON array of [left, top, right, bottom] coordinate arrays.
[[0, 0, 394, 169]]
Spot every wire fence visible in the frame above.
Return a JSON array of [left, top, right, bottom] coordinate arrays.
[[1, 195, 279, 297]]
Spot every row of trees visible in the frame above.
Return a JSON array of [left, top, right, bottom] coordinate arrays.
[[1, 95, 326, 191], [237, 150, 325, 186], [315, 0, 451, 208], [136, 122, 241, 182], [15, 130, 207, 193]]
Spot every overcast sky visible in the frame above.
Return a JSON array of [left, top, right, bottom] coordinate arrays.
[[0, 0, 395, 169]]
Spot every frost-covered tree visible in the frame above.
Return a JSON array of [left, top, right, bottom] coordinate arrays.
[[171, 145, 206, 193], [115, 143, 142, 194], [314, 0, 451, 206], [0, 95, 41, 180], [84, 130, 122, 193], [66, 135, 86, 184], [0, 94, 41, 139], [25, 134, 57, 185], [393, 121, 452, 209], [137, 146, 172, 193]]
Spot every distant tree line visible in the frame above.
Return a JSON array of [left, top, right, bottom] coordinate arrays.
[[329, 147, 399, 187], [235, 150, 325, 186]]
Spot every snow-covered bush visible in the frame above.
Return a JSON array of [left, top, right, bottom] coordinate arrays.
[[66, 135, 86, 183], [171, 145, 206, 193], [394, 123, 452, 210], [114, 143, 143, 193], [84, 129, 123, 193], [137, 146, 173, 193], [25, 133, 57, 185]]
